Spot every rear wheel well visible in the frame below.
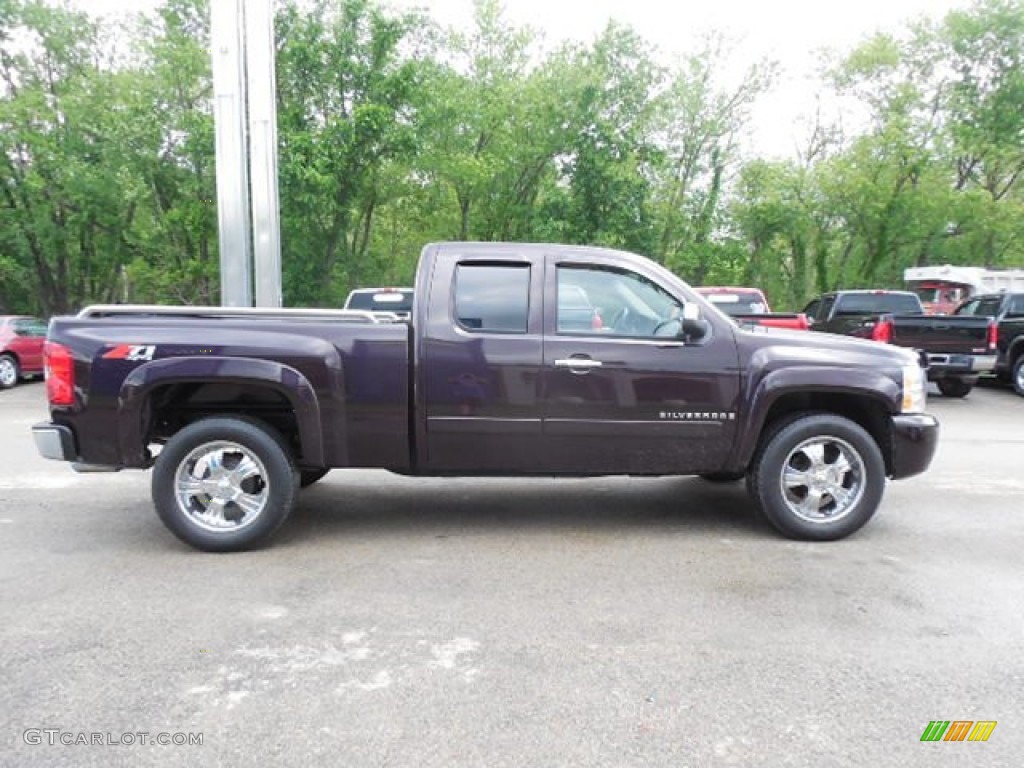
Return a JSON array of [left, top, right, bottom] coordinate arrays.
[[145, 381, 305, 463], [1009, 340, 1024, 370], [757, 392, 892, 474]]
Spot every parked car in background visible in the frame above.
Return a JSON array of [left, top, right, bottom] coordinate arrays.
[[695, 286, 809, 330], [343, 287, 414, 319], [0, 315, 47, 389], [953, 291, 1024, 396], [802, 289, 997, 398]]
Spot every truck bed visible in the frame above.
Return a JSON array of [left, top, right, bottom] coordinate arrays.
[[47, 307, 412, 471]]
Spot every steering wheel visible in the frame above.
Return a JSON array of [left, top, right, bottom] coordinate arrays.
[[608, 307, 630, 332], [651, 318, 682, 337]]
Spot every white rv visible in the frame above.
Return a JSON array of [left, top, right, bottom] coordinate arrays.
[[903, 265, 1024, 314]]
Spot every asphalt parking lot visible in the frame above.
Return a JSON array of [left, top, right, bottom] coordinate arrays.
[[1, 380, 1021, 767]]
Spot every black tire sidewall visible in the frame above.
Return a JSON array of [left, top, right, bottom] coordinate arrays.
[[152, 417, 299, 552], [1014, 358, 1024, 397], [752, 414, 885, 541], [937, 379, 971, 398]]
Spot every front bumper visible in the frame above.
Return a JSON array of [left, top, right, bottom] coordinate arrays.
[[32, 422, 76, 461], [890, 413, 940, 480]]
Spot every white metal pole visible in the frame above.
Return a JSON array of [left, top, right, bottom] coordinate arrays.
[[244, 0, 283, 308], [211, 0, 253, 307]]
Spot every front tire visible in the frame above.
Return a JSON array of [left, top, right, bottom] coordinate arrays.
[[0, 354, 19, 389], [152, 417, 299, 552], [937, 378, 972, 398], [749, 413, 885, 541]]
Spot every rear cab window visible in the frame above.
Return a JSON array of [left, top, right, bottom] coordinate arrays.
[[834, 293, 922, 315], [699, 290, 769, 317], [955, 295, 1006, 318], [345, 289, 414, 316]]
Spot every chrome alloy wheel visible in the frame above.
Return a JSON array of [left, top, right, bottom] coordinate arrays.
[[778, 435, 866, 524], [0, 357, 17, 387], [174, 440, 269, 532]]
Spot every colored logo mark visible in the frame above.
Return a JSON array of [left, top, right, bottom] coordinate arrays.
[[920, 720, 997, 742]]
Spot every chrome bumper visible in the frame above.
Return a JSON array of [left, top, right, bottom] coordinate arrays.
[[32, 423, 77, 461], [925, 353, 996, 375]]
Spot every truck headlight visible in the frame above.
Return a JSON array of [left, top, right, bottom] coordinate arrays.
[[902, 363, 927, 413]]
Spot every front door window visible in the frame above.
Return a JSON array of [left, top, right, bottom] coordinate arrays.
[[557, 265, 684, 338]]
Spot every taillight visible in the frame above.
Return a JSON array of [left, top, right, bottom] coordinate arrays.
[[987, 320, 998, 353], [871, 318, 893, 343], [45, 341, 75, 406]]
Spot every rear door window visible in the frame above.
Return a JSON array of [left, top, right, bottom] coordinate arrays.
[[454, 264, 530, 333]]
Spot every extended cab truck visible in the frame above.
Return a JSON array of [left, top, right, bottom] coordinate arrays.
[[802, 290, 997, 398], [953, 291, 1024, 396], [33, 243, 939, 552]]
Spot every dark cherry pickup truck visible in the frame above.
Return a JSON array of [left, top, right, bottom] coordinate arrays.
[[802, 290, 997, 398], [33, 243, 939, 551]]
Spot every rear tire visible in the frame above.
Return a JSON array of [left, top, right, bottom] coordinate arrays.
[[152, 417, 299, 552], [0, 354, 19, 389], [1014, 357, 1024, 397], [749, 413, 885, 541], [937, 378, 972, 398]]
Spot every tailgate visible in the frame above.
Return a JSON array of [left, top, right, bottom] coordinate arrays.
[[890, 315, 991, 354]]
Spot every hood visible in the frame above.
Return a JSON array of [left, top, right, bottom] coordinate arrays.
[[736, 325, 919, 370]]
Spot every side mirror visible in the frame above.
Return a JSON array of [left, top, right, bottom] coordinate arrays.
[[681, 304, 707, 341]]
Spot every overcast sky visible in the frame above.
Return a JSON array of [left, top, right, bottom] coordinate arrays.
[[387, 0, 975, 156], [77, 0, 976, 157]]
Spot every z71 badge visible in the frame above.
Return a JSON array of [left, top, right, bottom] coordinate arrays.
[[102, 344, 156, 362]]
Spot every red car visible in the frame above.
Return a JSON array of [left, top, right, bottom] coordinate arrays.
[[695, 286, 809, 331], [0, 315, 48, 389]]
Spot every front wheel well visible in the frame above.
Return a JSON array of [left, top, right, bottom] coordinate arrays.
[[756, 392, 892, 474], [145, 381, 304, 463]]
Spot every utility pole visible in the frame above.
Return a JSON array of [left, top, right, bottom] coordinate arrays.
[[210, 0, 282, 308]]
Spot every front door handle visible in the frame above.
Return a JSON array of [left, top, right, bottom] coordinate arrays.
[[554, 358, 603, 370]]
